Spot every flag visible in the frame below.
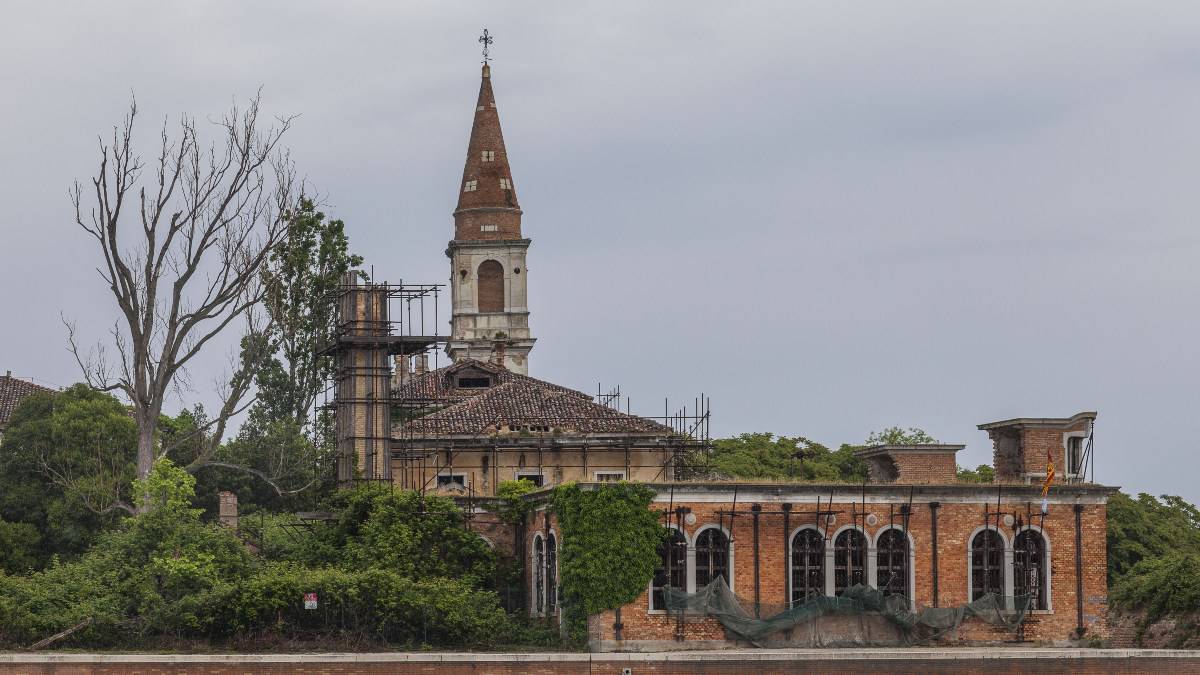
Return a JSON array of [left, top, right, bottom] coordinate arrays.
[[1041, 447, 1055, 498]]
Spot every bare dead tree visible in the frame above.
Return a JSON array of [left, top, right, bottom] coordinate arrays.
[[67, 94, 295, 499]]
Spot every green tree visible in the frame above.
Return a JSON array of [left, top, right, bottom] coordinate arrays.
[[957, 464, 995, 483], [251, 198, 363, 429], [0, 384, 136, 563], [706, 433, 867, 482], [865, 427, 938, 445]]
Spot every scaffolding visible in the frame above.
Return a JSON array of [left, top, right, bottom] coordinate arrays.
[[316, 272, 714, 496]]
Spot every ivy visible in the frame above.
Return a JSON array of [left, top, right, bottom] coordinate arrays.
[[496, 479, 537, 524], [551, 482, 665, 642]]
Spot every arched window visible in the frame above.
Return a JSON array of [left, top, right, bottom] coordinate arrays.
[[532, 534, 545, 615], [1013, 529, 1048, 610], [791, 528, 825, 603], [546, 533, 558, 614], [478, 260, 504, 312], [834, 529, 867, 595], [650, 529, 688, 610], [876, 529, 910, 601], [971, 529, 1005, 600], [695, 528, 729, 589]]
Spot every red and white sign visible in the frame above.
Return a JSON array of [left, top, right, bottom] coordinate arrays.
[[304, 592, 318, 610]]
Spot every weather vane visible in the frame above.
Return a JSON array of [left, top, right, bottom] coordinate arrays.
[[479, 28, 494, 64]]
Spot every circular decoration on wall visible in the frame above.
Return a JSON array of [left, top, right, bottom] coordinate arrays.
[[866, 514, 879, 527], [685, 513, 697, 525], [826, 514, 836, 526], [514, 267, 521, 274], [1003, 514, 1015, 527]]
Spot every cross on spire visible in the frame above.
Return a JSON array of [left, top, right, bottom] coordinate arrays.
[[479, 28, 494, 64]]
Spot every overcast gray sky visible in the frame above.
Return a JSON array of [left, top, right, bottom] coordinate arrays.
[[2, 2, 1197, 501]]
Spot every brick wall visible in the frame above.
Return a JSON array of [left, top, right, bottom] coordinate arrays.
[[0, 651, 1196, 674], [892, 453, 958, 484], [568, 489, 1109, 649]]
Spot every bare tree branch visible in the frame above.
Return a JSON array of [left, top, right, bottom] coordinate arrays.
[[68, 93, 297, 508]]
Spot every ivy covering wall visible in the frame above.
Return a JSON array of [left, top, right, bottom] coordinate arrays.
[[550, 482, 665, 642]]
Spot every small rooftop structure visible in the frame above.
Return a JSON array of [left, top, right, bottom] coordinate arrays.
[[977, 411, 1096, 483], [854, 444, 964, 484]]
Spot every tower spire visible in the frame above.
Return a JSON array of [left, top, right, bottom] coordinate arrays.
[[453, 40, 521, 240], [446, 40, 536, 374]]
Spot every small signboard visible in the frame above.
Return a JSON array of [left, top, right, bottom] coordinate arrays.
[[304, 592, 318, 610]]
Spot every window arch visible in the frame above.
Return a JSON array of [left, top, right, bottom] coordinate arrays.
[[531, 534, 545, 615], [833, 528, 867, 595], [695, 528, 730, 589], [791, 527, 825, 603], [1014, 528, 1048, 610], [876, 528, 910, 601], [545, 532, 558, 615], [477, 260, 504, 312], [970, 528, 1005, 600], [650, 528, 688, 611]]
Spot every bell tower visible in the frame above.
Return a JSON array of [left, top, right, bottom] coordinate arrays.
[[446, 60, 535, 374]]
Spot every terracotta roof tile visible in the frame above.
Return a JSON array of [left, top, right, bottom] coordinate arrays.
[[0, 375, 54, 430], [395, 360, 673, 437]]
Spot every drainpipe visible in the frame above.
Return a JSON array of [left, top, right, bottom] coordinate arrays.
[[930, 501, 941, 607], [752, 504, 761, 618], [782, 503, 792, 607], [1074, 504, 1085, 637]]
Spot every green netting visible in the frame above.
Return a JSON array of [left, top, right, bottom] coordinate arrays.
[[663, 579, 1030, 646]]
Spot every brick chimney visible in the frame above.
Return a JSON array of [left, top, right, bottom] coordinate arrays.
[[218, 491, 238, 529], [854, 444, 964, 484]]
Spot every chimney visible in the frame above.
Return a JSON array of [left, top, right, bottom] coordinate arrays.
[[392, 355, 411, 389], [489, 340, 507, 367], [414, 353, 428, 375], [218, 491, 238, 529]]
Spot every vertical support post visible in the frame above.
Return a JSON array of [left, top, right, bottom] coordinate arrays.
[[782, 503, 792, 607], [929, 501, 940, 607], [1074, 503, 1085, 637], [751, 503, 761, 618]]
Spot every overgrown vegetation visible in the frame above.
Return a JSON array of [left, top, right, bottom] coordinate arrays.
[[0, 461, 549, 650], [551, 482, 665, 643], [1107, 491, 1200, 637]]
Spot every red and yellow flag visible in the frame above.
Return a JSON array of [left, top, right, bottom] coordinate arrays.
[[1041, 447, 1055, 497]]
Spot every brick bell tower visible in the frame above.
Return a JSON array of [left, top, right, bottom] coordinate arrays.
[[446, 61, 535, 374]]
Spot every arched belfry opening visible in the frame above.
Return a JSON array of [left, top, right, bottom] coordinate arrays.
[[478, 260, 505, 312]]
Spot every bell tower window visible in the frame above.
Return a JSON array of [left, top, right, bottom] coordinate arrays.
[[482, 150, 495, 161], [478, 260, 505, 312]]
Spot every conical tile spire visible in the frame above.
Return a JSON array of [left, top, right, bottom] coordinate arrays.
[[454, 64, 522, 241]]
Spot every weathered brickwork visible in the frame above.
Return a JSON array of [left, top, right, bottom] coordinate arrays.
[[1, 651, 1196, 674], [520, 484, 1111, 649]]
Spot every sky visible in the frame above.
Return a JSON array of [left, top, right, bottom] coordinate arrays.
[[1, 2, 1198, 501]]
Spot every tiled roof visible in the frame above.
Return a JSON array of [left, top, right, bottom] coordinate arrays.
[[393, 359, 581, 405], [0, 375, 54, 430], [395, 360, 674, 437]]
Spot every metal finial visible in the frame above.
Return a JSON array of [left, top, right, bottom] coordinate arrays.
[[479, 28, 494, 64]]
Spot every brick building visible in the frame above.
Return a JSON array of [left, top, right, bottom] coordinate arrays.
[[328, 61, 1116, 650]]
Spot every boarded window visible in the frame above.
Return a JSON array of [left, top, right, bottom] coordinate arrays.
[[478, 260, 504, 312]]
